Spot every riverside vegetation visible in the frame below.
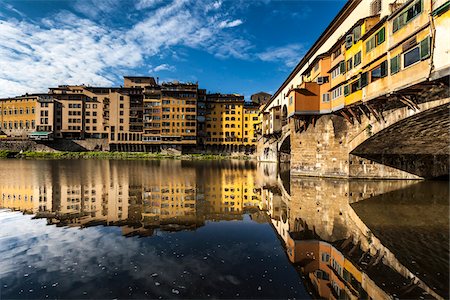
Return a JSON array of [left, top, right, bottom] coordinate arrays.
[[0, 150, 254, 160]]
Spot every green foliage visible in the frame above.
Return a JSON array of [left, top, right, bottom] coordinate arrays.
[[1, 151, 253, 161]]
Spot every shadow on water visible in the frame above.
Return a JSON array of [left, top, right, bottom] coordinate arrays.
[[0, 159, 448, 299]]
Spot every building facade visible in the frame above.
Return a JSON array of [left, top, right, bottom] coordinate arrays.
[[0, 77, 262, 153]]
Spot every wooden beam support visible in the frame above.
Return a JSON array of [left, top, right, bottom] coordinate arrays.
[[400, 95, 420, 111], [340, 110, 354, 125], [348, 107, 361, 124], [358, 105, 371, 120], [366, 104, 381, 122]]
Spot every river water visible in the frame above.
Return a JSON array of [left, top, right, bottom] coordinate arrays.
[[0, 159, 448, 299]]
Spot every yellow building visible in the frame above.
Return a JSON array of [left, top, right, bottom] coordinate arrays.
[[205, 93, 244, 148], [243, 102, 260, 147], [0, 95, 37, 138]]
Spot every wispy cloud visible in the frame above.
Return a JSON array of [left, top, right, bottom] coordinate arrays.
[[151, 64, 176, 72], [257, 43, 307, 68], [135, 0, 164, 10], [218, 19, 243, 28], [72, 0, 122, 19]]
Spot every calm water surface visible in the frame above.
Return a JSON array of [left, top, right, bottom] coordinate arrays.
[[0, 159, 448, 299]]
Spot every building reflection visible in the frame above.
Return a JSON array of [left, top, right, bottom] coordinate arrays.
[[0, 160, 447, 299], [0, 160, 262, 237], [260, 167, 448, 300]]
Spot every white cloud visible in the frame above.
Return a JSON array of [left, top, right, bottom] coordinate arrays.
[[72, 0, 122, 19], [0, 0, 304, 97], [218, 19, 243, 28], [151, 64, 176, 72], [257, 43, 306, 68], [0, 14, 143, 96], [135, 0, 164, 10]]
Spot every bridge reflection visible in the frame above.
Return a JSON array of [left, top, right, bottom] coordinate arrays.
[[0, 159, 447, 299]]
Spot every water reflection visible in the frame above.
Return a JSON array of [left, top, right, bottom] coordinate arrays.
[[263, 174, 448, 300], [0, 159, 448, 299], [0, 160, 262, 236]]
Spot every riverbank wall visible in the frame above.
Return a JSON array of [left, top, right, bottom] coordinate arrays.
[[0, 139, 257, 156]]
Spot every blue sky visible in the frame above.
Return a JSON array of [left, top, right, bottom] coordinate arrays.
[[0, 0, 345, 99]]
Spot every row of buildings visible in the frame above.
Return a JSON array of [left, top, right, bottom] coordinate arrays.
[[261, 0, 450, 135], [0, 77, 271, 152]]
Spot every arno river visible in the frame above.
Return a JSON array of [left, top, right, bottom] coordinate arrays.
[[0, 159, 448, 299]]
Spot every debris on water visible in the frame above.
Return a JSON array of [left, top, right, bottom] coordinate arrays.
[[29, 289, 33, 292], [83, 291, 87, 295], [24, 274, 29, 277], [203, 257, 207, 260], [172, 289, 180, 294], [3, 285, 7, 288], [151, 273, 158, 277], [257, 286, 262, 291], [155, 282, 161, 286], [52, 283, 58, 287]]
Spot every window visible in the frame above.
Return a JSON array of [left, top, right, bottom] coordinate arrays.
[[404, 47, 420, 67], [331, 61, 345, 79], [370, 0, 381, 15], [393, 0, 422, 33], [420, 36, 431, 59], [377, 27, 385, 45], [354, 51, 361, 66], [322, 93, 330, 103], [351, 80, 360, 93], [331, 67, 340, 79], [332, 47, 341, 60], [371, 60, 387, 81], [353, 25, 361, 43], [360, 72, 369, 87], [289, 96, 293, 105], [346, 58, 353, 71], [366, 28, 385, 53], [331, 86, 342, 100], [390, 54, 401, 74], [344, 85, 350, 96]]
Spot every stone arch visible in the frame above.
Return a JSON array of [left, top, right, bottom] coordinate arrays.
[[348, 100, 450, 179]]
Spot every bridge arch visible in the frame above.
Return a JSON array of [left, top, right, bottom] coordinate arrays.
[[289, 94, 450, 179], [349, 100, 449, 179], [278, 129, 291, 163]]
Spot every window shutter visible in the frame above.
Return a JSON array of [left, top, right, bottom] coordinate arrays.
[[390, 55, 399, 74], [420, 36, 431, 59], [360, 72, 368, 87], [380, 60, 388, 77], [377, 27, 385, 45], [344, 85, 350, 96], [340, 61, 346, 74]]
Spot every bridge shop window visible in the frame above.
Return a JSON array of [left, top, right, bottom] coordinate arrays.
[[365, 27, 385, 53], [403, 36, 431, 68], [370, 60, 387, 81], [354, 51, 361, 67], [392, 0, 422, 33]]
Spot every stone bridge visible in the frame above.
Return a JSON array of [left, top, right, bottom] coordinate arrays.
[[259, 82, 449, 179]]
